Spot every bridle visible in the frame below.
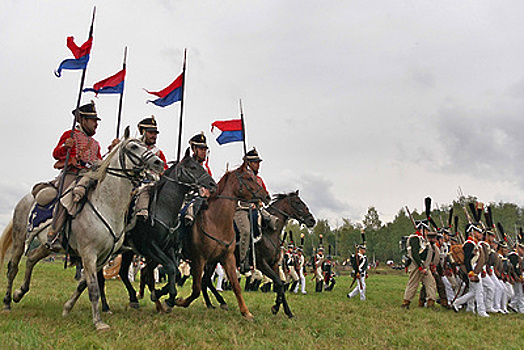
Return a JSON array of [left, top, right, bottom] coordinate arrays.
[[216, 169, 267, 203], [162, 160, 212, 191], [270, 194, 312, 226], [105, 139, 159, 185]]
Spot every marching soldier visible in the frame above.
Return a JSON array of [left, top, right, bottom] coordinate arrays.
[[401, 220, 438, 309], [418, 231, 448, 308], [452, 223, 490, 317], [293, 244, 307, 294], [314, 246, 325, 292], [347, 243, 368, 301], [135, 116, 168, 220], [507, 238, 524, 313]]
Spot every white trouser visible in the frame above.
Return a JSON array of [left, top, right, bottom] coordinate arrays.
[[442, 276, 455, 304], [293, 268, 306, 293], [454, 278, 486, 315], [215, 263, 225, 290], [481, 272, 496, 312], [348, 276, 366, 300], [490, 275, 504, 312], [509, 281, 524, 313]]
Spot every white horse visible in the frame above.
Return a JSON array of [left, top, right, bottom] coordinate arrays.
[[0, 129, 164, 330]]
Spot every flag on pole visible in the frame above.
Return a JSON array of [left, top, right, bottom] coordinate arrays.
[[83, 69, 126, 96], [145, 73, 183, 107], [211, 119, 244, 145], [55, 36, 93, 77]]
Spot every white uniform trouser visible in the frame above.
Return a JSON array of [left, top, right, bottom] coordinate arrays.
[[293, 268, 306, 293], [490, 274, 504, 312], [481, 272, 496, 312], [348, 276, 366, 300], [454, 278, 486, 315], [442, 276, 455, 304], [215, 263, 225, 291], [509, 280, 524, 313]]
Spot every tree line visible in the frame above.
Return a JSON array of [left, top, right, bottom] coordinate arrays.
[[285, 196, 524, 264]]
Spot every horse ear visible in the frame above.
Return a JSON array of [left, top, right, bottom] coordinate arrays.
[[124, 126, 130, 139], [295, 190, 299, 195], [184, 147, 190, 159]]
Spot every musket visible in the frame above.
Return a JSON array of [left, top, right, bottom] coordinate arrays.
[[405, 206, 418, 233]]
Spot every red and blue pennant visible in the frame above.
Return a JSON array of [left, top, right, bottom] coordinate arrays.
[[211, 119, 244, 145], [145, 73, 183, 107], [55, 36, 93, 77], [83, 69, 126, 96]]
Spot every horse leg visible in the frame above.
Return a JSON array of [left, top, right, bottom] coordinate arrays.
[[79, 255, 110, 331], [202, 263, 216, 309], [97, 270, 112, 314], [222, 253, 253, 320], [3, 225, 25, 311], [63, 277, 87, 316], [118, 251, 140, 309], [144, 242, 179, 311], [13, 244, 50, 303], [205, 263, 228, 310], [175, 256, 204, 308], [259, 259, 292, 317]]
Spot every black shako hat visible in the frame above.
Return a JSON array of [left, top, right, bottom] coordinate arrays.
[[72, 101, 100, 120], [138, 116, 159, 134], [244, 147, 262, 162], [189, 132, 208, 149]]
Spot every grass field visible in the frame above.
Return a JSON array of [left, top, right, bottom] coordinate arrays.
[[0, 259, 522, 349]]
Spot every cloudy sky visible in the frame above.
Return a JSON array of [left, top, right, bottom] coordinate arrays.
[[2, 1, 524, 229]]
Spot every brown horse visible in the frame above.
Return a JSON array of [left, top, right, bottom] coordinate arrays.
[[202, 190, 315, 318], [173, 162, 270, 319]]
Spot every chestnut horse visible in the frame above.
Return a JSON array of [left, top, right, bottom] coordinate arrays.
[[173, 162, 270, 319], [202, 190, 315, 318]]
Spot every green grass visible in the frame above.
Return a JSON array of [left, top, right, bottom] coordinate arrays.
[[0, 259, 522, 349]]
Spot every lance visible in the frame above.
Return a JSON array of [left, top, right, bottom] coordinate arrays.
[[176, 49, 187, 162], [115, 46, 127, 139], [53, 7, 96, 228], [239, 98, 247, 157]]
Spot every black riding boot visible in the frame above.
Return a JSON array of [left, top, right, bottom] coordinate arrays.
[[290, 281, 298, 293]]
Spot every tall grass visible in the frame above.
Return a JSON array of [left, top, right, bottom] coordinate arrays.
[[0, 259, 522, 349]]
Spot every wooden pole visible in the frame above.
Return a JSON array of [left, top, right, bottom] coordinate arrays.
[[115, 46, 127, 139], [176, 49, 187, 162]]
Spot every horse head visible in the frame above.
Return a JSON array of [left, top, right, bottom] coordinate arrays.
[[176, 148, 217, 194], [115, 128, 165, 177], [227, 162, 271, 204], [272, 190, 316, 227]]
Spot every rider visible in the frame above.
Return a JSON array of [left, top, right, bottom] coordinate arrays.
[[135, 116, 168, 220], [234, 147, 278, 273], [45, 101, 103, 251], [183, 132, 212, 225]]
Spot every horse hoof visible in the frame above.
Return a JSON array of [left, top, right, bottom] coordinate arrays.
[[220, 304, 229, 311], [95, 322, 111, 331], [12, 290, 23, 303], [129, 302, 140, 309], [162, 301, 172, 314], [271, 306, 278, 315], [137, 293, 144, 300], [62, 309, 70, 317], [103, 310, 114, 316], [2, 306, 11, 313], [207, 304, 216, 309], [243, 312, 254, 321], [287, 314, 295, 319]]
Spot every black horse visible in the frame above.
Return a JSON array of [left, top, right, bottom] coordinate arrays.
[[97, 148, 216, 313], [201, 191, 315, 318]]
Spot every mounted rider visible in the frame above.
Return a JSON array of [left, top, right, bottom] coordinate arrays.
[[183, 132, 212, 225], [135, 116, 168, 220], [234, 147, 278, 273], [44, 101, 103, 251]]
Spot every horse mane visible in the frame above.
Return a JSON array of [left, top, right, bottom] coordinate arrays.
[[270, 192, 297, 205], [83, 138, 123, 182], [209, 171, 231, 199]]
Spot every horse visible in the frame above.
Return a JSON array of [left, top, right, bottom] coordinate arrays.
[[172, 162, 270, 320], [201, 190, 315, 318], [0, 130, 165, 330], [97, 148, 217, 313]]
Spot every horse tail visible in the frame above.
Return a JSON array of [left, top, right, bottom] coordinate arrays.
[[0, 220, 14, 271]]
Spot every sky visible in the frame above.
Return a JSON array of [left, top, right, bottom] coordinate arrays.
[[2, 1, 524, 229]]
